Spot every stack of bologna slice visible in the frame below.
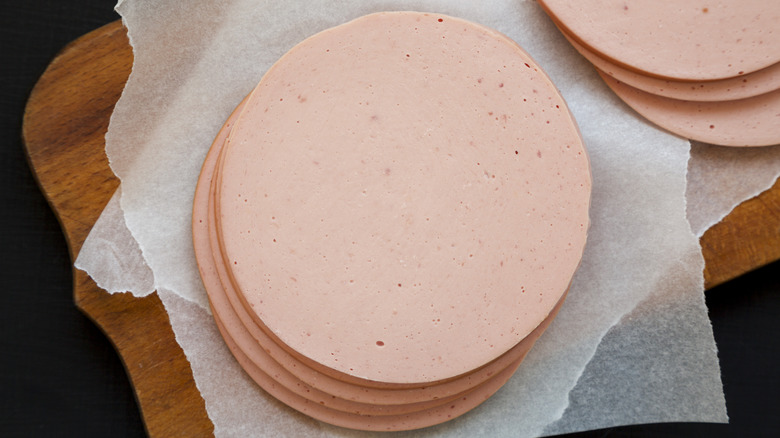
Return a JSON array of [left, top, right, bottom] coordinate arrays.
[[538, 0, 780, 147], [192, 11, 591, 431]]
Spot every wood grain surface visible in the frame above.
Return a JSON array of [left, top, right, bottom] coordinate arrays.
[[20, 20, 780, 436], [22, 21, 213, 438]]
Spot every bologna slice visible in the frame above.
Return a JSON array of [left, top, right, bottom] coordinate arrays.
[[216, 11, 590, 385], [561, 30, 780, 102], [600, 72, 780, 147], [193, 11, 591, 430], [538, 0, 780, 81], [216, 11, 590, 386]]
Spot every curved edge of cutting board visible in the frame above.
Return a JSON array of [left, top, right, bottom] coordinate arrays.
[[21, 21, 214, 438], [19, 18, 780, 437]]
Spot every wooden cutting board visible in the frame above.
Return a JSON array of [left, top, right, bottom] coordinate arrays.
[[21, 20, 780, 437]]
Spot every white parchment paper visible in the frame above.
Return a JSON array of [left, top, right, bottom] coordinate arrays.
[[687, 142, 780, 237], [74, 0, 780, 435], [74, 188, 154, 296]]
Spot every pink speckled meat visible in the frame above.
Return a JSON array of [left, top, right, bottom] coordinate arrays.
[[193, 11, 591, 430]]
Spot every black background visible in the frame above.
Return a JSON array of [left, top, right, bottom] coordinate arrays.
[[1, 0, 778, 436]]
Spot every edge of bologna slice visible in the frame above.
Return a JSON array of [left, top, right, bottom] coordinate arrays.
[[193, 10, 592, 431], [559, 29, 780, 103], [600, 72, 780, 147], [538, 0, 780, 81]]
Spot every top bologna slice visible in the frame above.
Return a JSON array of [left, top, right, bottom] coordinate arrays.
[[216, 12, 591, 385], [538, 0, 780, 81]]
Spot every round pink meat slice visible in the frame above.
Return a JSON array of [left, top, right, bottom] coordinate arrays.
[[217, 11, 590, 385], [538, 0, 780, 81], [560, 30, 780, 102], [600, 72, 780, 147]]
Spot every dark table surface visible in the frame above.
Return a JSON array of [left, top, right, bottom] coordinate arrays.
[[1, 0, 778, 436]]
